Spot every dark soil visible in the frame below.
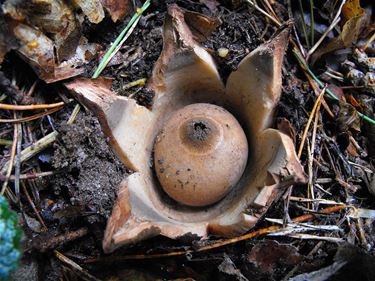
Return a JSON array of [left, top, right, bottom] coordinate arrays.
[[1, 1, 375, 281], [51, 109, 127, 219]]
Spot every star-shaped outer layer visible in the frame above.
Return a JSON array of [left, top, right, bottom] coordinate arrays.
[[65, 4, 306, 253]]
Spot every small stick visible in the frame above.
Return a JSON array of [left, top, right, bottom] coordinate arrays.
[[297, 86, 326, 158], [67, 104, 81, 125], [356, 218, 368, 249], [0, 106, 63, 123], [0, 101, 64, 110], [1, 122, 18, 199], [21, 181, 47, 230], [307, 143, 313, 209], [55, 250, 101, 281], [14, 120, 22, 200], [307, 0, 346, 57], [308, 93, 322, 208], [246, 0, 281, 27], [261, 0, 279, 21], [287, 0, 306, 56], [0, 171, 56, 181], [307, 16, 340, 58], [1, 131, 58, 174], [0, 139, 12, 146], [34, 228, 89, 252], [289, 196, 340, 204], [362, 31, 375, 51]]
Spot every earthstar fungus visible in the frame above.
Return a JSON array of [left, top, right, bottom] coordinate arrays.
[[65, 5, 306, 253]]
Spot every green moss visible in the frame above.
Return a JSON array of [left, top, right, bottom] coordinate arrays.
[[0, 195, 22, 280]]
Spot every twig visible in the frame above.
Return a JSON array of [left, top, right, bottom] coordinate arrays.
[[0, 106, 63, 123], [308, 0, 346, 57], [289, 197, 340, 205], [307, 16, 340, 57], [55, 250, 101, 281], [33, 228, 89, 252], [1, 131, 58, 174], [261, 0, 279, 21], [21, 181, 47, 230], [14, 120, 22, 200], [347, 161, 373, 174], [0, 102, 64, 110], [362, 31, 375, 51], [0, 171, 56, 181], [297, 86, 326, 158], [246, 0, 281, 27], [67, 103, 81, 125], [1, 122, 18, 199], [356, 218, 368, 249], [282, 233, 343, 242], [307, 143, 313, 208], [308, 91, 323, 208]]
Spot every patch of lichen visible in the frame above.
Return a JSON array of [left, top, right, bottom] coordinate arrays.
[[0, 195, 22, 280]]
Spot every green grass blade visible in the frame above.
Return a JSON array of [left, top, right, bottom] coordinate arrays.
[[92, 0, 151, 78]]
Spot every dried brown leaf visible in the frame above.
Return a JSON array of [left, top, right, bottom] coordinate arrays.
[[342, 0, 364, 22], [247, 240, 302, 274], [311, 12, 370, 64], [100, 0, 132, 22], [337, 100, 361, 132], [74, 0, 105, 24]]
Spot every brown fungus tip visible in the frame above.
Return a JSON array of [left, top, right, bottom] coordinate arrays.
[[154, 103, 248, 207]]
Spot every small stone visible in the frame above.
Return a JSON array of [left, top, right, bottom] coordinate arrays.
[[218, 48, 229, 58]]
